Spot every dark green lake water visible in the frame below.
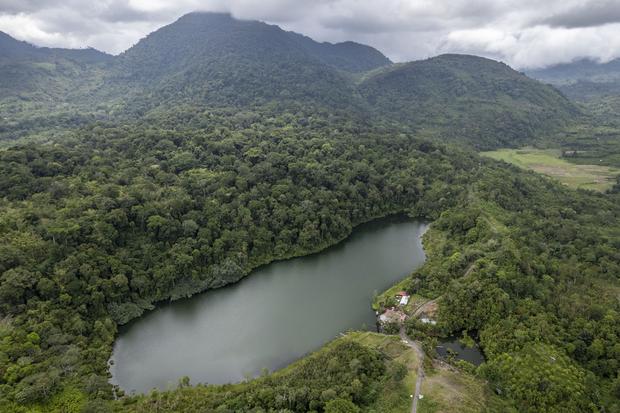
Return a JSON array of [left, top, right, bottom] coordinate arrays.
[[436, 336, 485, 365], [110, 218, 428, 393]]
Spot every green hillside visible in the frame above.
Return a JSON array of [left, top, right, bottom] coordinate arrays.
[[360, 54, 580, 149], [0, 15, 582, 150], [113, 12, 385, 114]]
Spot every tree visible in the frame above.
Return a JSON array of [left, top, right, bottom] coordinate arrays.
[[325, 398, 360, 413]]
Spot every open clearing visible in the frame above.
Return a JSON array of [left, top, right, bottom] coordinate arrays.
[[481, 148, 620, 191], [349, 332, 514, 413], [417, 363, 514, 413]]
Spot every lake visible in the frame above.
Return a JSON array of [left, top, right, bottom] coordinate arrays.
[[110, 217, 428, 393]]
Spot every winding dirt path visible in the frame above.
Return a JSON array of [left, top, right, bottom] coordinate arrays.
[[400, 327, 424, 413], [398, 263, 477, 412]]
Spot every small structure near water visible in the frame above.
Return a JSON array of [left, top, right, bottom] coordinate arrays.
[[395, 291, 410, 306]]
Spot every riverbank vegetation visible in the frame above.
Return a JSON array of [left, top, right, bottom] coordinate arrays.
[[119, 334, 401, 413]]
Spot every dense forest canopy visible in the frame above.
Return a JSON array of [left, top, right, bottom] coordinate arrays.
[[0, 11, 619, 413]]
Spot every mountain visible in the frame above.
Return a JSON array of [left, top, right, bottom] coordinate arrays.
[[0, 31, 112, 102], [0, 32, 113, 142], [528, 58, 620, 85], [359, 54, 580, 148], [286, 34, 392, 73], [0, 14, 579, 149], [528, 58, 620, 101], [115, 12, 389, 111], [0, 31, 111, 64], [0, 31, 40, 60]]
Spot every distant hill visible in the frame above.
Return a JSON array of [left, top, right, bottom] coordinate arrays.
[[528, 58, 620, 85], [528, 58, 620, 101], [0, 30, 112, 101], [0, 31, 113, 141], [359, 54, 580, 148], [0, 15, 580, 149], [286, 33, 392, 73], [0, 31, 111, 64]]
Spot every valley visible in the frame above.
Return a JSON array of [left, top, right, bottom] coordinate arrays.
[[0, 10, 619, 413]]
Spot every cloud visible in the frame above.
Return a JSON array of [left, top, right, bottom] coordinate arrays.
[[1, 0, 620, 68], [541, 0, 620, 29]]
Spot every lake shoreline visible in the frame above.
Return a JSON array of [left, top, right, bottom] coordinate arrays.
[[116, 208, 427, 330], [110, 215, 429, 393]]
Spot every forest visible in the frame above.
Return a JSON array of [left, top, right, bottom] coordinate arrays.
[[0, 11, 619, 413], [0, 106, 618, 412]]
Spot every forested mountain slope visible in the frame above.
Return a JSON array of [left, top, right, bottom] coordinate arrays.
[[114, 12, 382, 113], [1, 13, 580, 150], [528, 58, 620, 100], [0, 31, 114, 143], [527, 58, 620, 173], [0, 30, 112, 98], [360, 54, 580, 149]]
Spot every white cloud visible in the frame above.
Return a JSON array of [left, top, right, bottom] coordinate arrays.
[[1, 0, 620, 67]]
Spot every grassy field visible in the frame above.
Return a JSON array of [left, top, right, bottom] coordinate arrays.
[[350, 332, 515, 413], [481, 148, 620, 191], [417, 364, 515, 413]]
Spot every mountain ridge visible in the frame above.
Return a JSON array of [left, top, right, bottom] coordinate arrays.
[[0, 12, 579, 149], [0, 30, 112, 64]]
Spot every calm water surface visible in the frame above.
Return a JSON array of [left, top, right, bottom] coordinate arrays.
[[437, 336, 485, 365], [110, 218, 428, 393]]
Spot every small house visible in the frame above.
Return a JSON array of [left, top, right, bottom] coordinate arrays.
[[396, 291, 410, 306]]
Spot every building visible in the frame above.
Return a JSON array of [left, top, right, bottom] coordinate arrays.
[[396, 291, 410, 306]]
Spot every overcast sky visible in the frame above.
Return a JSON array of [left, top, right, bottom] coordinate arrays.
[[1, 0, 620, 68]]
